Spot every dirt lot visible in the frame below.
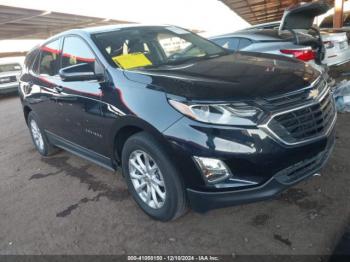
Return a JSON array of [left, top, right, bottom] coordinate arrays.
[[0, 93, 349, 257]]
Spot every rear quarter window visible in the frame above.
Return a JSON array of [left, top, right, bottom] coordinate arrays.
[[238, 38, 252, 49], [212, 37, 240, 51]]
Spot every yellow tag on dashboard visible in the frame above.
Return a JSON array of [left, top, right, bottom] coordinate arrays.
[[112, 53, 152, 69]]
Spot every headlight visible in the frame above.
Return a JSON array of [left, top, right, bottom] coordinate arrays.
[[168, 99, 262, 125]]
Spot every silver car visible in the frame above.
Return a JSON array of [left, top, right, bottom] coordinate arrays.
[[210, 29, 323, 70], [230, 20, 350, 67], [211, 1, 332, 70], [0, 57, 23, 95]]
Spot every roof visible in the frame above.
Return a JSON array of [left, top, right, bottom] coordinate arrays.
[[80, 23, 174, 34], [211, 28, 296, 40], [210, 28, 318, 45], [220, 0, 331, 25], [0, 5, 133, 40]]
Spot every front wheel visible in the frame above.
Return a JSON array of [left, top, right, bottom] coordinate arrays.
[[122, 132, 187, 221]]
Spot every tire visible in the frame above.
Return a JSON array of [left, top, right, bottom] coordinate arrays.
[[122, 132, 188, 221], [27, 112, 58, 156]]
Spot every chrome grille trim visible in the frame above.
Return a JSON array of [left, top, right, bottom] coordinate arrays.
[[259, 86, 337, 146], [262, 76, 327, 110]]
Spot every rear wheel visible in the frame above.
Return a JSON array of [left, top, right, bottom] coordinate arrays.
[[28, 112, 58, 156], [122, 132, 187, 221]]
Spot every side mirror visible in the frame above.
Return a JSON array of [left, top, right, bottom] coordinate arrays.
[[59, 63, 104, 82]]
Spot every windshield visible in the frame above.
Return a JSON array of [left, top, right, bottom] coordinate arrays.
[[0, 63, 21, 73], [92, 26, 227, 70]]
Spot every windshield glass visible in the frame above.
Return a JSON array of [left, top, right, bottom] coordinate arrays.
[[92, 26, 227, 70], [0, 63, 21, 73]]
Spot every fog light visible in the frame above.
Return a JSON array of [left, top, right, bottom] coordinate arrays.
[[193, 156, 232, 184]]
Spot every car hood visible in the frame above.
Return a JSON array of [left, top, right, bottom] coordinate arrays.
[[0, 71, 20, 78], [123, 52, 321, 101]]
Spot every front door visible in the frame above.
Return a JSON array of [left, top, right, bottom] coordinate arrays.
[[56, 36, 106, 154]]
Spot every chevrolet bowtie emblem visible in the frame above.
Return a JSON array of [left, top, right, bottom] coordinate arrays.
[[308, 89, 319, 99]]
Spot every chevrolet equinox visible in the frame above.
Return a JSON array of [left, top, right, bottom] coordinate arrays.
[[19, 25, 337, 221]]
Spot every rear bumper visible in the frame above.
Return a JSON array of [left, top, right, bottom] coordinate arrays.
[[187, 136, 335, 212], [324, 48, 350, 66]]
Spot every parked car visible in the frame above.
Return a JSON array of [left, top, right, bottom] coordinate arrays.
[[321, 31, 350, 66], [19, 24, 336, 221], [319, 10, 350, 61], [211, 29, 350, 67], [221, 1, 350, 67], [0, 57, 24, 95], [210, 29, 323, 69]]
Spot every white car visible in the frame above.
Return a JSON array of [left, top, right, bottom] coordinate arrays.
[[0, 57, 24, 95], [321, 31, 350, 66]]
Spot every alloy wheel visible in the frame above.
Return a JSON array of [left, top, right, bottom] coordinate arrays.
[[30, 119, 44, 151], [128, 150, 166, 209]]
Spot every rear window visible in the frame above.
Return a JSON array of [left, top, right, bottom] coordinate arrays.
[[0, 63, 21, 73]]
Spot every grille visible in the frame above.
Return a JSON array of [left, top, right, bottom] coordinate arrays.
[[268, 91, 336, 144], [0, 75, 17, 84], [263, 78, 327, 110]]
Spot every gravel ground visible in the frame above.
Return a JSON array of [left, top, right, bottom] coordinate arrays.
[[0, 93, 349, 257]]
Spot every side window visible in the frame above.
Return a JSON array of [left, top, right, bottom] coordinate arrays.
[[61, 36, 96, 70], [343, 12, 350, 27], [212, 37, 239, 51], [39, 39, 61, 76], [238, 38, 252, 50], [320, 15, 333, 28]]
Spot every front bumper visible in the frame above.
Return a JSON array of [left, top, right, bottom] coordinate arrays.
[[0, 82, 19, 94], [187, 138, 334, 212], [163, 104, 336, 212]]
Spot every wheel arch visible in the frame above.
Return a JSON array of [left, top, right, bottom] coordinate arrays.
[[112, 116, 171, 165], [23, 105, 32, 124]]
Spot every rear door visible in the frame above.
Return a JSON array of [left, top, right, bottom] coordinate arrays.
[[33, 38, 63, 133]]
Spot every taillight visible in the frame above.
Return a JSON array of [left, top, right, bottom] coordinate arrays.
[[323, 41, 334, 49], [280, 49, 316, 62]]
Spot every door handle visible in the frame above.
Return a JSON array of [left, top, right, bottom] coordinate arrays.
[[54, 86, 64, 93]]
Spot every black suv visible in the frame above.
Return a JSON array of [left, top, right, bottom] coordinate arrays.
[[19, 25, 336, 221]]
